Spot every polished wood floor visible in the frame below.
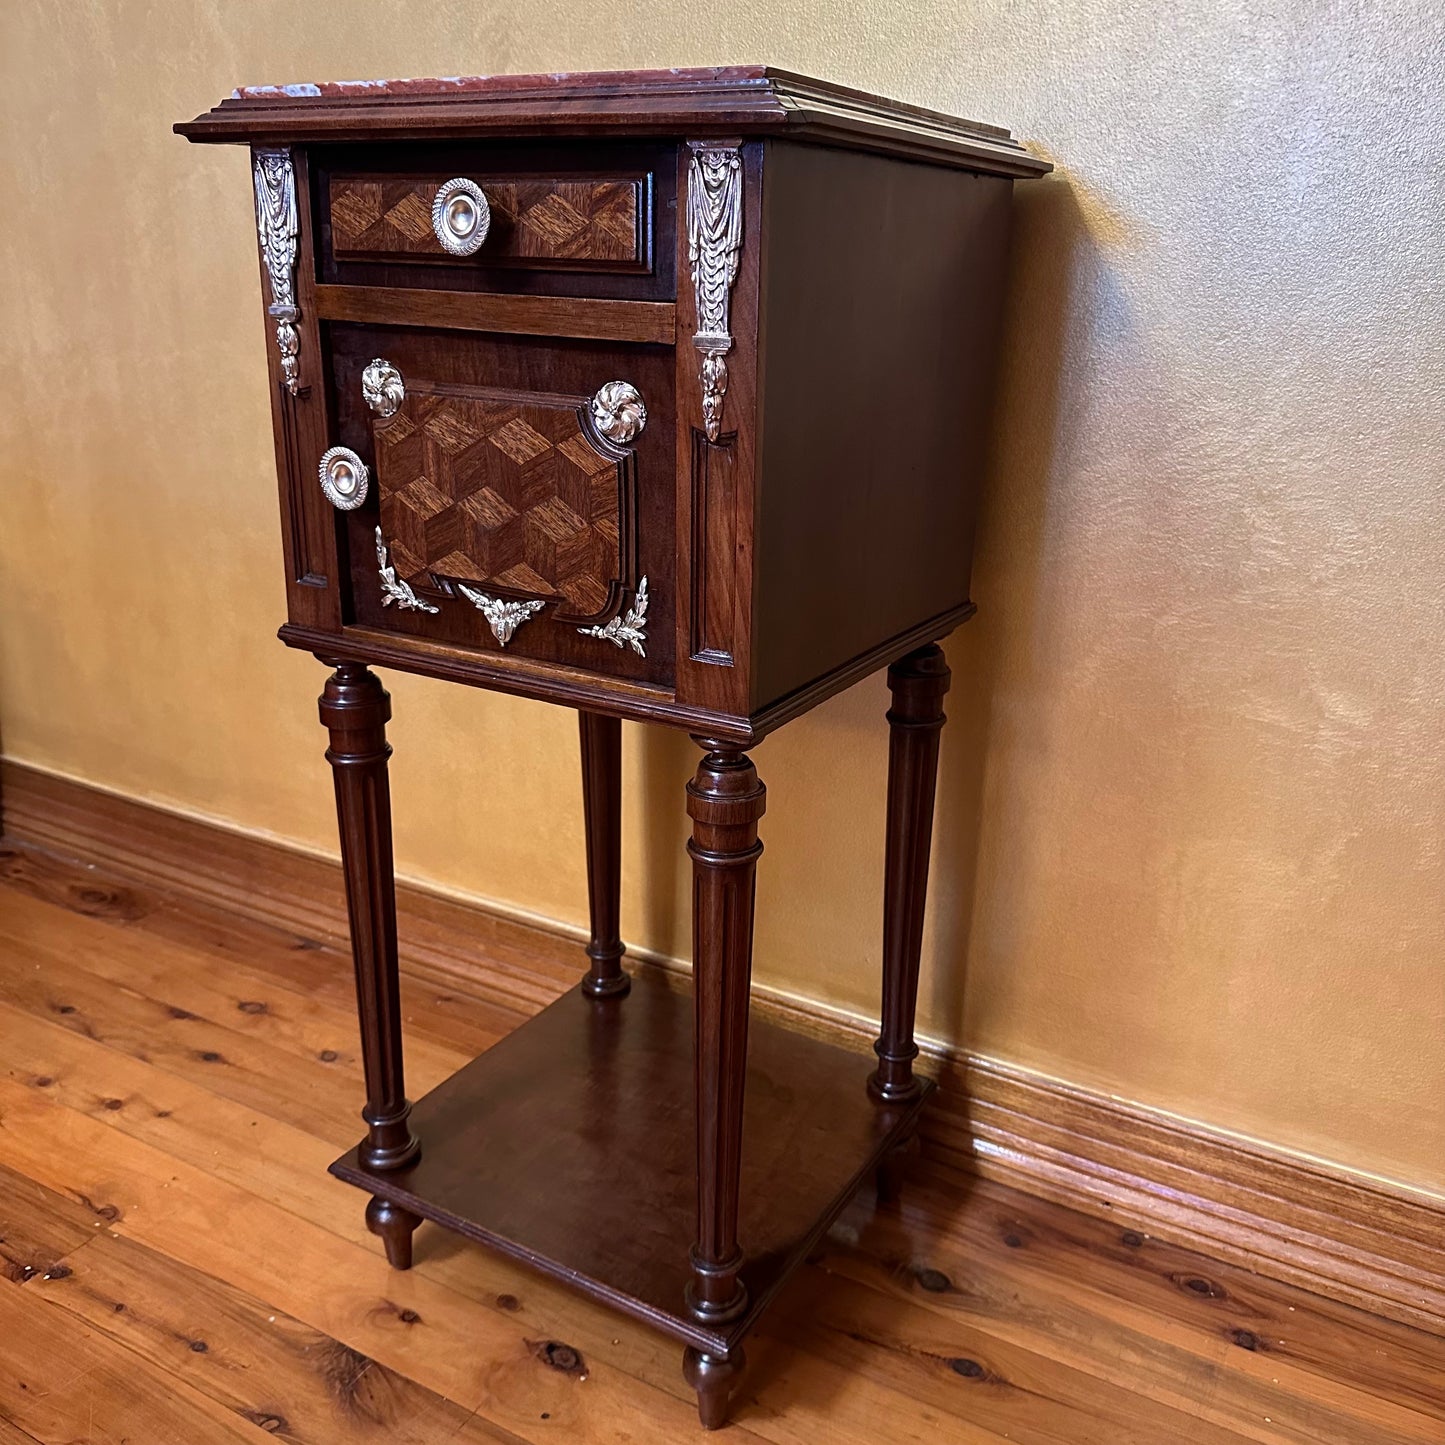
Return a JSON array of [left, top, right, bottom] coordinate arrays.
[[0, 839, 1438, 1444]]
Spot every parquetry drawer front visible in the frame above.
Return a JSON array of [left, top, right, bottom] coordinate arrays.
[[312, 141, 674, 303], [329, 173, 648, 270]]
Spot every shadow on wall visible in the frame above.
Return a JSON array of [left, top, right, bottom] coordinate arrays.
[[929, 168, 1091, 1047]]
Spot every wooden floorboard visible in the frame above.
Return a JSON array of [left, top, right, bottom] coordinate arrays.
[[0, 841, 1438, 1442], [0, 1269, 276, 1445], [0, 844, 519, 1061]]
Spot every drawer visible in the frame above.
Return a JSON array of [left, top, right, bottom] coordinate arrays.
[[327, 325, 675, 686], [313, 142, 676, 302], [330, 173, 646, 267]]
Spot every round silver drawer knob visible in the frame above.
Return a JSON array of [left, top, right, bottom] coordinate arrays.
[[318, 445, 369, 510], [431, 177, 491, 256], [591, 381, 647, 445]]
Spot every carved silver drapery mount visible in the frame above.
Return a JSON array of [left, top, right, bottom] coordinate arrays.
[[376, 528, 439, 613], [578, 576, 649, 657], [253, 147, 301, 395], [590, 381, 647, 445], [687, 144, 743, 441], [363, 358, 405, 417], [457, 584, 544, 646]]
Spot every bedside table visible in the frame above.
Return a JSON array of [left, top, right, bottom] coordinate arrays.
[[178, 66, 1048, 1428]]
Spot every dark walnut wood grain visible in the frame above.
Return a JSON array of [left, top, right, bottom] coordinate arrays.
[[747, 141, 1014, 714], [329, 173, 645, 268], [313, 284, 676, 344], [671, 141, 764, 721], [178, 65, 1050, 1429]]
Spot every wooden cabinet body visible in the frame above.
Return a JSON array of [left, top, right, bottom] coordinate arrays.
[[179, 67, 1048, 1428]]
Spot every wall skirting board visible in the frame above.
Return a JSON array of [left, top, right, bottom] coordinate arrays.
[[2, 756, 1440, 1334]]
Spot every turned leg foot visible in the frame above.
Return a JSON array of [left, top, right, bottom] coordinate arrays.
[[579, 711, 629, 999], [366, 1195, 420, 1270], [683, 1345, 746, 1430]]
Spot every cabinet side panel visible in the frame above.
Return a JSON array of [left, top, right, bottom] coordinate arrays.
[[673, 139, 764, 720], [751, 141, 1014, 713]]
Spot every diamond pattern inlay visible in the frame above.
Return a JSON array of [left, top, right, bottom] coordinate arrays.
[[375, 388, 625, 618], [329, 176, 642, 265]]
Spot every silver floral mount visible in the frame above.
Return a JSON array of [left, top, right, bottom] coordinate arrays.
[[687, 144, 743, 441], [578, 577, 649, 657], [375, 528, 439, 613], [590, 380, 647, 445], [362, 358, 405, 418], [457, 584, 545, 646], [253, 148, 302, 395]]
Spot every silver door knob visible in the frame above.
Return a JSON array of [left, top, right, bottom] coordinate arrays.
[[318, 446, 369, 510], [362, 358, 405, 417], [431, 178, 491, 256], [591, 381, 647, 445]]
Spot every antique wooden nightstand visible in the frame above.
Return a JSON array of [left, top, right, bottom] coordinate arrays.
[[178, 67, 1048, 1428]]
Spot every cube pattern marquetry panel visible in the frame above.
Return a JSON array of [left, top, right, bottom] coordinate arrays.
[[330, 176, 643, 266], [375, 389, 625, 618]]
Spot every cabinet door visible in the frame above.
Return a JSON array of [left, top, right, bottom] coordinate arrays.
[[327, 325, 674, 686]]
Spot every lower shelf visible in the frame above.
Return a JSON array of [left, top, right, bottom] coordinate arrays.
[[331, 968, 932, 1353]]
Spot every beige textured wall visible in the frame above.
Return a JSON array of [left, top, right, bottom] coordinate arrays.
[[2, 3, 1442, 1195]]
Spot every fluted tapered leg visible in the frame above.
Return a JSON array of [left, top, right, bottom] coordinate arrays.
[[318, 659, 421, 1211], [682, 739, 765, 1426], [684, 740, 765, 1340], [870, 644, 950, 1104], [579, 710, 629, 998]]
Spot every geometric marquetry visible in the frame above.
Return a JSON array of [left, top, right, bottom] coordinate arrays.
[[374, 386, 629, 621], [330, 176, 643, 267]]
